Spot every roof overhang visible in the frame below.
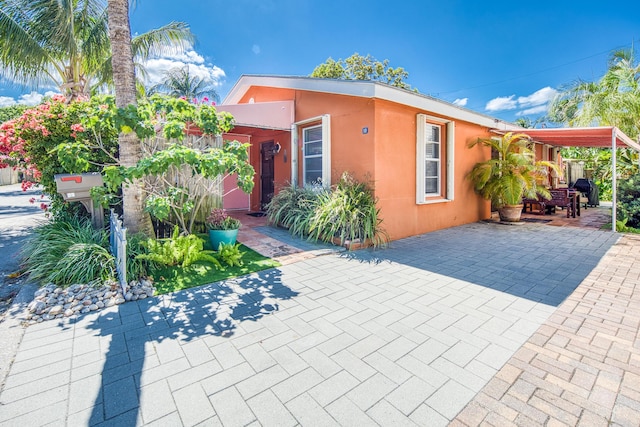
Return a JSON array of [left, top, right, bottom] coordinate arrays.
[[224, 75, 519, 130], [216, 100, 294, 131], [492, 126, 640, 152]]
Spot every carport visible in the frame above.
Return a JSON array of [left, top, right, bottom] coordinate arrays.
[[494, 126, 640, 232]]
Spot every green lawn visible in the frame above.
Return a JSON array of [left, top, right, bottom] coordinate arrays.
[[150, 241, 280, 295]]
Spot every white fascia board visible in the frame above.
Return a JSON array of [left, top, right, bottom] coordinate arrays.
[[224, 75, 514, 130]]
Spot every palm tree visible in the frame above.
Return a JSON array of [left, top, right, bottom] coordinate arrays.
[[150, 66, 220, 102], [0, 0, 194, 100], [107, 0, 152, 235], [549, 49, 640, 140]]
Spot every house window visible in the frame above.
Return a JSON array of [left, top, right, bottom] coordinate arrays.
[[424, 124, 441, 195], [416, 114, 454, 204], [303, 124, 324, 186]]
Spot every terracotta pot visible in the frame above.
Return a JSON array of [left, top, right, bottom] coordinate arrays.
[[498, 204, 524, 222]]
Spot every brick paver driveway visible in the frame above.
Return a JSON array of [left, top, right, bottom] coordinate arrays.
[[0, 222, 624, 426]]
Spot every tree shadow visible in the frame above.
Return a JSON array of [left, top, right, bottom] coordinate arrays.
[[85, 268, 296, 425], [338, 222, 619, 307]]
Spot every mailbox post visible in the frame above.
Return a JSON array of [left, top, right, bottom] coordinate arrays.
[[54, 172, 105, 229]]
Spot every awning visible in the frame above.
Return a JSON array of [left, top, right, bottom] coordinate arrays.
[[216, 100, 294, 131], [493, 126, 640, 152], [492, 126, 640, 233]]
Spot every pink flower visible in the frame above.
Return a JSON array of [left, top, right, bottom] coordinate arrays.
[[70, 123, 84, 132], [203, 97, 209, 102]]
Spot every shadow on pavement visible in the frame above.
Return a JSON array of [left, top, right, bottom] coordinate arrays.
[[84, 267, 296, 425], [339, 222, 619, 307]]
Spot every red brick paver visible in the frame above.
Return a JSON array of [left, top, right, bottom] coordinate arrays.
[[452, 233, 640, 427]]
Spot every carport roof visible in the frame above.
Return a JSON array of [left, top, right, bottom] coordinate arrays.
[[494, 126, 640, 152]]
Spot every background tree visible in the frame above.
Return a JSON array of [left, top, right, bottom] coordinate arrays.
[[548, 48, 640, 140], [548, 48, 640, 201], [311, 53, 415, 91], [150, 66, 220, 103], [107, 0, 151, 235], [0, 0, 194, 99]]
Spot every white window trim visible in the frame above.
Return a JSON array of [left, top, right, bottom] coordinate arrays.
[[291, 114, 331, 188], [416, 113, 455, 204]]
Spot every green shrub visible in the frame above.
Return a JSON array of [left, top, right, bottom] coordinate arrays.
[[309, 172, 388, 248], [49, 243, 114, 285], [266, 184, 321, 237], [617, 173, 640, 229], [137, 226, 222, 268], [21, 215, 114, 286], [126, 233, 158, 279], [217, 242, 243, 267]]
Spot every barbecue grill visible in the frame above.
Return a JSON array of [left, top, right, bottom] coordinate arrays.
[[573, 178, 599, 207]]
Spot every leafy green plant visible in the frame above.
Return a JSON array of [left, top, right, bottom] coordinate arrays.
[[206, 208, 241, 230], [617, 172, 640, 229], [126, 233, 158, 280], [49, 244, 114, 285], [217, 242, 244, 267], [137, 226, 222, 268], [20, 215, 114, 286], [266, 184, 321, 237], [308, 172, 388, 248], [468, 132, 560, 207]]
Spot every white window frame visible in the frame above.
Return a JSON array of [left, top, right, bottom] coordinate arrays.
[[416, 113, 455, 204], [291, 115, 331, 188]]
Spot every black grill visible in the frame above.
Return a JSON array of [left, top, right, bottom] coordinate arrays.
[[573, 178, 599, 207]]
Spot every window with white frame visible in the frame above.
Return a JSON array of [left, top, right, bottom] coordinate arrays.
[[303, 125, 323, 186], [424, 124, 441, 195], [416, 114, 455, 204]]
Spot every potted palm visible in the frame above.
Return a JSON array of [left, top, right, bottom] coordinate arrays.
[[206, 208, 241, 249], [468, 132, 560, 222]]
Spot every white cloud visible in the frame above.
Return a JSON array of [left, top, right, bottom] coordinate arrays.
[[0, 90, 59, 108], [142, 49, 225, 88], [0, 96, 16, 107], [252, 44, 261, 55], [516, 105, 549, 116], [486, 86, 559, 116], [452, 97, 468, 107], [485, 95, 517, 111], [517, 87, 558, 107]]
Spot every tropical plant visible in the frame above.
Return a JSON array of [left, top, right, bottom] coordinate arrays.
[[308, 172, 388, 248], [265, 184, 321, 238], [20, 215, 114, 286], [107, 0, 152, 235], [0, 104, 29, 123], [468, 132, 560, 209], [206, 208, 241, 231], [311, 53, 415, 91], [150, 66, 220, 102], [217, 242, 243, 267], [0, 94, 254, 232], [548, 48, 640, 141], [125, 232, 157, 279], [0, 0, 194, 100], [616, 172, 640, 229], [136, 226, 222, 268]]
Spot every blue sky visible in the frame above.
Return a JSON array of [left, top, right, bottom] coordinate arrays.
[[1, 0, 638, 124]]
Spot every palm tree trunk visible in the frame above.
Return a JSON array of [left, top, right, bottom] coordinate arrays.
[[107, 0, 153, 236]]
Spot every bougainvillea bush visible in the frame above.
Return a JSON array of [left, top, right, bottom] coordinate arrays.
[[0, 95, 254, 230]]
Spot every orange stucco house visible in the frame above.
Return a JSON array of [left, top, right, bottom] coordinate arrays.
[[216, 75, 517, 241]]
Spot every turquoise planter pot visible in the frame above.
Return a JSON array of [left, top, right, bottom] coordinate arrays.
[[208, 229, 239, 249]]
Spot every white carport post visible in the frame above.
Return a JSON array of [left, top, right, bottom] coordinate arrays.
[[612, 129, 617, 232]]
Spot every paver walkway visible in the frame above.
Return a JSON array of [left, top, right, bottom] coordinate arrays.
[[0, 221, 628, 426], [452, 233, 640, 427]]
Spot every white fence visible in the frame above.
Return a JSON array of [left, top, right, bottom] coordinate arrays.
[[109, 209, 127, 293]]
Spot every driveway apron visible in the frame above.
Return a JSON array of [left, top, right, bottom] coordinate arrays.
[[0, 222, 622, 426]]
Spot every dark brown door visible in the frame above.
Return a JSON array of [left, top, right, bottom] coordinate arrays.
[[260, 141, 275, 209]]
